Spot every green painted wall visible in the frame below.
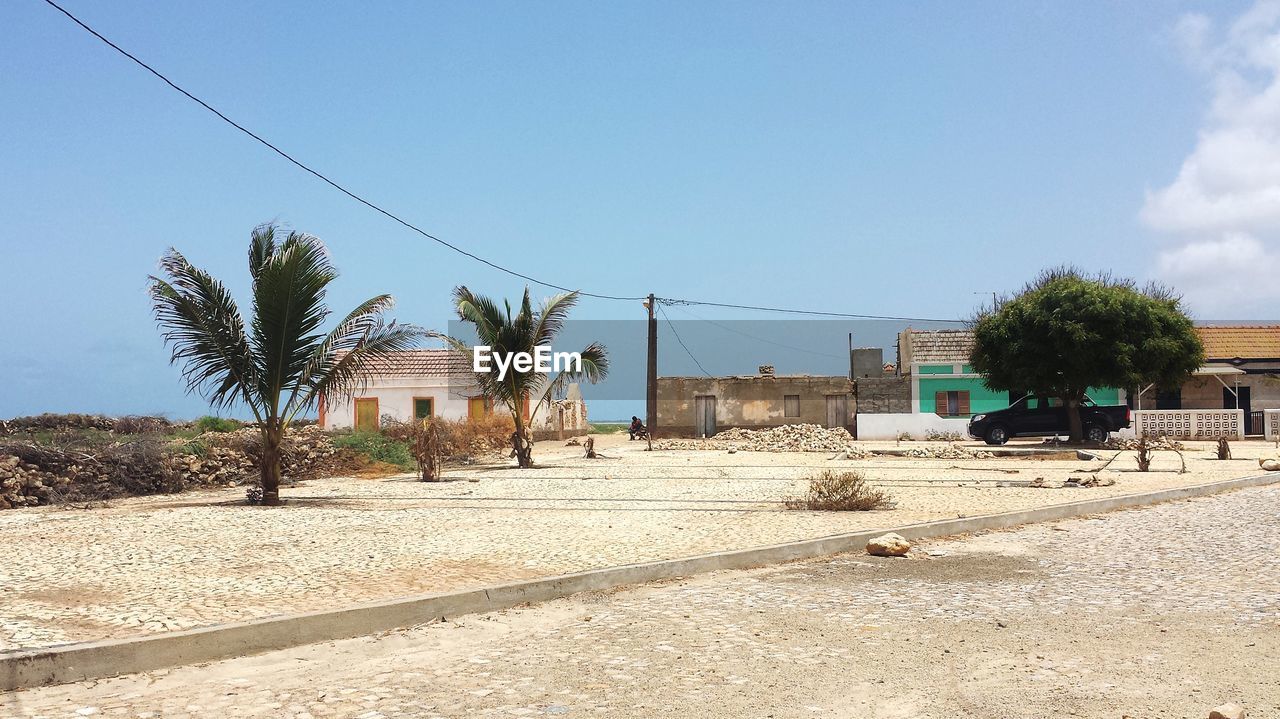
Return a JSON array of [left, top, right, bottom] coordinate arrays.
[[961, 364, 976, 374], [918, 377, 1009, 415], [1086, 387, 1120, 404], [918, 378, 1124, 416], [918, 364, 955, 374]]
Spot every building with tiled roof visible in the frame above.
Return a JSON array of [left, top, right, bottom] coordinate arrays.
[[352, 349, 475, 378], [320, 349, 589, 439], [1196, 326, 1280, 362]]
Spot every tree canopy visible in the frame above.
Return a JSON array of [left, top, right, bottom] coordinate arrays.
[[970, 267, 1204, 440]]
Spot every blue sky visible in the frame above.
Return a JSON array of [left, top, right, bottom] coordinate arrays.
[[1, 0, 1273, 419]]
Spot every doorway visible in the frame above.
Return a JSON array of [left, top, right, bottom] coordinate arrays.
[[1224, 385, 1253, 434], [354, 398, 379, 432], [694, 395, 717, 438], [825, 395, 848, 429]]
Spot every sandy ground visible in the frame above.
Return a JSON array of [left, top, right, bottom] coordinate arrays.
[[6, 483, 1278, 718], [0, 434, 1275, 650]]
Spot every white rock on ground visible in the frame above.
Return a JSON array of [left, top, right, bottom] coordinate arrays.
[[866, 532, 911, 557], [1259, 458, 1280, 472], [1209, 703, 1246, 719]]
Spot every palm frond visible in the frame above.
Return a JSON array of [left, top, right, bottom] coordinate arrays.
[[294, 320, 426, 421], [248, 223, 277, 281], [531, 291, 579, 349], [249, 232, 337, 413], [149, 249, 262, 418]]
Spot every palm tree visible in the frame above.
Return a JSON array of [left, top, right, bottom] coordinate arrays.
[[446, 286, 608, 467], [149, 224, 425, 505]]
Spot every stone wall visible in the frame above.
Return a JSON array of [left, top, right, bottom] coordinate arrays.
[[854, 375, 912, 414], [656, 375, 852, 437]]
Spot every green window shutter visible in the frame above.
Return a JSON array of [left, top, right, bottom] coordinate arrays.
[[414, 398, 434, 419]]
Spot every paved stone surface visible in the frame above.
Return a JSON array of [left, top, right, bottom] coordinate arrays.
[[0, 437, 1274, 650], [6, 483, 1279, 718]]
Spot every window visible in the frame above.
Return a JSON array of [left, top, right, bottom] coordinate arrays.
[[413, 397, 434, 420], [784, 394, 800, 417], [934, 390, 971, 417]]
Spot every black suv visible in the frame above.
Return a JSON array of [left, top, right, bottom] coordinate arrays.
[[967, 394, 1131, 445]]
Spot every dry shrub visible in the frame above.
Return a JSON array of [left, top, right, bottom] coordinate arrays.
[[436, 414, 516, 459], [112, 416, 172, 434], [785, 470, 891, 511]]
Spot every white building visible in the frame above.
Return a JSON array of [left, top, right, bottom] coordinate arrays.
[[319, 349, 589, 439]]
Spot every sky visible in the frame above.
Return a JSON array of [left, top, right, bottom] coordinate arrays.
[[1, 0, 1276, 420]]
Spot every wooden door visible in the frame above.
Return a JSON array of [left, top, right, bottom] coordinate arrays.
[[354, 398, 379, 432], [694, 395, 716, 438], [468, 396, 490, 419], [825, 395, 848, 428]]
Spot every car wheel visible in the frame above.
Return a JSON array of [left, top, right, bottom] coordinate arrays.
[[984, 425, 1009, 445], [1084, 425, 1108, 443]]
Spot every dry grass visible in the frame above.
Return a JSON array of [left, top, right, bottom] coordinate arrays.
[[435, 415, 516, 459], [785, 470, 892, 511]]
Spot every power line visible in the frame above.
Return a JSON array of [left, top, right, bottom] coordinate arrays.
[[39, 0, 644, 303], [658, 297, 965, 323], [670, 304, 845, 359], [658, 305, 711, 376], [40, 0, 970, 325]]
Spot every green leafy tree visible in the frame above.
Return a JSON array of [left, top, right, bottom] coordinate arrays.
[[970, 267, 1204, 443], [445, 286, 608, 467], [149, 224, 425, 505]]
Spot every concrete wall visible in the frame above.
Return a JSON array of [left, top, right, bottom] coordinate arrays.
[[856, 413, 973, 440], [1133, 409, 1244, 440], [656, 375, 852, 437], [850, 347, 884, 378]]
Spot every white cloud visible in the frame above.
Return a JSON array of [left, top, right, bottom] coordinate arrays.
[[1155, 234, 1280, 314], [1144, 1, 1280, 315]]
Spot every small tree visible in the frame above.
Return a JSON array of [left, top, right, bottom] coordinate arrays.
[[970, 267, 1203, 443], [150, 224, 425, 504], [445, 286, 608, 468]]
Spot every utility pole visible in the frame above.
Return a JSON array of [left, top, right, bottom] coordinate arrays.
[[646, 293, 657, 438]]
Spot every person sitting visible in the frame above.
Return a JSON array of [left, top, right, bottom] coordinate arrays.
[[628, 416, 646, 440]]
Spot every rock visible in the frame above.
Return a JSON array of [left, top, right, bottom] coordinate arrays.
[[1209, 703, 1245, 719], [1076, 450, 1100, 461], [866, 532, 911, 557], [1259, 458, 1280, 472]]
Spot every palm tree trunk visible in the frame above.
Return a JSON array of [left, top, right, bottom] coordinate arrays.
[[512, 411, 533, 468], [260, 425, 284, 505]]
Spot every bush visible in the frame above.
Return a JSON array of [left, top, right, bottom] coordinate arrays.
[[192, 416, 242, 434], [785, 470, 891, 511], [331, 431, 416, 471]]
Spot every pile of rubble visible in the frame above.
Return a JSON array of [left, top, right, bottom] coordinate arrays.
[[0, 425, 338, 510], [902, 444, 993, 460], [655, 424, 872, 456]]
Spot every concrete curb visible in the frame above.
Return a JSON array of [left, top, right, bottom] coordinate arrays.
[[3, 472, 1277, 692]]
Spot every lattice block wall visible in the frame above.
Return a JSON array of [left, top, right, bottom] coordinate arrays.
[[1265, 409, 1280, 442], [1132, 410, 1243, 440]]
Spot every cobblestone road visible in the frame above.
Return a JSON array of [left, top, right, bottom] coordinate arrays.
[[7, 484, 1278, 718], [1, 437, 1270, 651]]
